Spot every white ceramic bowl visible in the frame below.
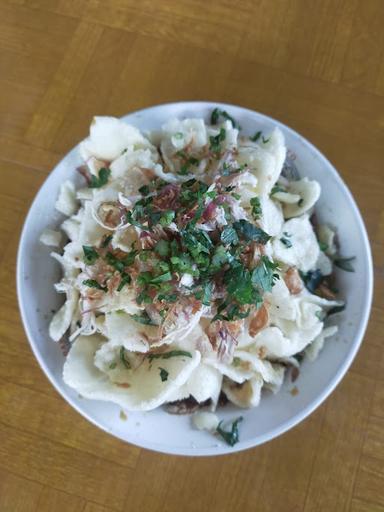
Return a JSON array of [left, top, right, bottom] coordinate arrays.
[[17, 102, 373, 456]]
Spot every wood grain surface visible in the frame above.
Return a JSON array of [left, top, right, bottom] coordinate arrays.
[[0, 1, 383, 511]]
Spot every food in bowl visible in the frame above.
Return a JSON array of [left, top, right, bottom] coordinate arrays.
[[42, 109, 353, 445]]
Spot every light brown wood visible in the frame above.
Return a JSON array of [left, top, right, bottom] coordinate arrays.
[[0, 1, 383, 510]]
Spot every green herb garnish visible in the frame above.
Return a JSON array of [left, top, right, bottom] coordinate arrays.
[[136, 290, 152, 304], [250, 131, 262, 142], [89, 168, 111, 188], [280, 236, 292, 248], [200, 281, 214, 306], [328, 304, 346, 315], [82, 279, 107, 291], [209, 128, 226, 153], [233, 220, 271, 244], [270, 184, 285, 196], [150, 272, 172, 284], [155, 239, 170, 257], [250, 197, 262, 220], [157, 292, 178, 302], [138, 184, 150, 195], [148, 350, 192, 362], [159, 210, 175, 227], [210, 245, 229, 269], [211, 108, 239, 128], [130, 312, 157, 325], [83, 245, 99, 265], [101, 234, 113, 248], [120, 347, 131, 369], [299, 269, 323, 293], [252, 256, 280, 293], [181, 228, 213, 257], [105, 252, 125, 273], [159, 367, 169, 381], [220, 226, 239, 246], [224, 263, 262, 305], [117, 273, 131, 291], [334, 256, 355, 272], [213, 302, 250, 322], [216, 416, 243, 446]]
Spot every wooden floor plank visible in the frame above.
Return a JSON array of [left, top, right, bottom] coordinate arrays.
[[25, 21, 103, 149], [0, 469, 43, 512], [350, 498, 384, 512], [0, 421, 132, 510], [354, 455, 384, 506], [36, 487, 85, 512], [303, 372, 376, 512], [0, 380, 140, 469]]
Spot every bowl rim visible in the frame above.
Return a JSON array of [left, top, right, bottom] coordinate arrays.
[[17, 101, 374, 456]]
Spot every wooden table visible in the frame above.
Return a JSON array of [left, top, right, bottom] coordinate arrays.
[[0, 1, 383, 511]]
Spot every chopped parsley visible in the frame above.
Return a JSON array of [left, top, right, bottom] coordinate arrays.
[[216, 416, 243, 446], [280, 236, 292, 248], [109, 362, 117, 370], [101, 234, 113, 248], [210, 108, 240, 129], [210, 245, 229, 269], [250, 131, 262, 142], [177, 154, 200, 176], [334, 256, 355, 272], [105, 252, 125, 273], [201, 281, 213, 305], [252, 256, 280, 293], [157, 292, 178, 303], [138, 184, 150, 195], [224, 263, 262, 306], [155, 239, 170, 257], [270, 184, 286, 196], [319, 241, 328, 252], [159, 210, 175, 226], [209, 128, 226, 153], [120, 347, 131, 369], [82, 279, 107, 291], [328, 304, 346, 315], [299, 269, 323, 293], [213, 302, 250, 322], [106, 251, 136, 273], [159, 367, 169, 381], [89, 168, 111, 188], [148, 350, 192, 362], [221, 162, 247, 177], [82, 245, 99, 265], [117, 273, 131, 291], [233, 220, 271, 244], [220, 226, 239, 246], [250, 197, 262, 220], [150, 271, 172, 284], [130, 312, 156, 325]]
